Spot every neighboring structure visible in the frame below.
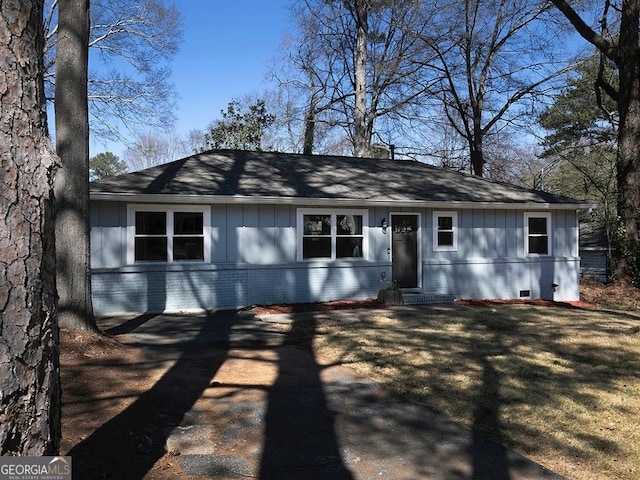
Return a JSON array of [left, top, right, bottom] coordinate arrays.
[[90, 149, 595, 316], [579, 222, 611, 282]]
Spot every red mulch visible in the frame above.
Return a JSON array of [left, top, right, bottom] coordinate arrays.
[[250, 292, 602, 316], [454, 298, 597, 309], [250, 278, 640, 315], [251, 299, 382, 315]]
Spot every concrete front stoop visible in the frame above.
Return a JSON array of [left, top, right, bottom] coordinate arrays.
[[401, 289, 456, 305], [378, 288, 455, 306]]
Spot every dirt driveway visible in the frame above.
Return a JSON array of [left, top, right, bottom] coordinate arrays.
[[61, 308, 565, 480]]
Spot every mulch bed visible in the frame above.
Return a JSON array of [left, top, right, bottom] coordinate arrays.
[[251, 298, 382, 315], [250, 293, 601, 316], [455, 298, 598, 309], [250, 279, 640, 316]]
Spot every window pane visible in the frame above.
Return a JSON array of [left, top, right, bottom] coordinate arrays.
[[174, 212, 203, 235], [337, 215, 362, 235], [303, 237, 331, 258], [174, 237, 204, 260], [337, 238, 363, 258], [136, 211, 166, 235], [528, 236, 548, 254], [304, 215, 331, 235], [438, 231, 454, 246], [135, 237, 167, 261], [438, 216, 453, 231], [528, 217, 548, 235]]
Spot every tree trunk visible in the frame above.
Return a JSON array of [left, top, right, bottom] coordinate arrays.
[[614, 0, 640, 281], [0, 0, 61, 455], [55, 0, 97, 331], [470, 138, 485, 177], [550, 0, 640, 283], [470, 77, 485, 176], [303, 95, 318, 155], [353, 0, 369, 157], [303, 113, 315, 155]]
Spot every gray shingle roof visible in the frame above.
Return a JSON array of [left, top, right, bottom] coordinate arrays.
[[90, 149, 589, 207]]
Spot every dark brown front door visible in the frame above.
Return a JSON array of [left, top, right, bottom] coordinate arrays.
[[392, 215, 418, 288]]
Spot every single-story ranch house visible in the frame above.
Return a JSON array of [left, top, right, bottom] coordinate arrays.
[[89, 149, 594, 316]]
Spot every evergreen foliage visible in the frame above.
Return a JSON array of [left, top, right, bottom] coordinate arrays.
[[205, 100, 275, 151], [89, 152, 127, 180]]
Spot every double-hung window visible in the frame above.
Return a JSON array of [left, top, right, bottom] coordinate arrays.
[[524, 212, 551, 256], [433, 211, 458, 251], [128, 205, 211, 263], [298, 209, 367, 260]]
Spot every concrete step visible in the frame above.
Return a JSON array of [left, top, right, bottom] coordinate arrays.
[[400, 290, 455, 305]]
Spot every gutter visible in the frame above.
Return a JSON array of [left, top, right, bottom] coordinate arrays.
[[89, 192, 598, 211]]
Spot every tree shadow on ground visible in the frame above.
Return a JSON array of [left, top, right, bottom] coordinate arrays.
[[314, 304, 638, 478], [469, 318, 512, 480], [66, 311, 238, 479], [259, 316, 354, 479]]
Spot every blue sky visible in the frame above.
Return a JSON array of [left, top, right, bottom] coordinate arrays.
[[172, 1, 291, 133], [92, 0, 293, 157]]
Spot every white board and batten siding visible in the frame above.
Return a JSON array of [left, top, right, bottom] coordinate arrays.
[[421, 209, 579, 302], [90, 200, 580, 316]]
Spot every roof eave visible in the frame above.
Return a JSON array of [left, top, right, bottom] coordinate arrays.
[[89, 191, 598, 211]]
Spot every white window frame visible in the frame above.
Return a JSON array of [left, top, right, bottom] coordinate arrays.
[[524, 212, 552, 256], [296, 208, 368, 261], [127, 204, 211, 264], [433, 211, 458, 252]]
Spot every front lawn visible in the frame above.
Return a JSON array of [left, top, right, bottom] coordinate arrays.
[[313, 303, 640, 480]]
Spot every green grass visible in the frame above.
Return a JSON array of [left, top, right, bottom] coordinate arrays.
[[313, 304, 640, 480]]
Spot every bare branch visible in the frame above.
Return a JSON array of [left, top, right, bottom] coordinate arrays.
[[44, 0, 183, 143], [549, 0, 617, 61]]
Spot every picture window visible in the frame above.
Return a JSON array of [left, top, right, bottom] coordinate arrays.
[[128, 205, 210, 263], [299, 210, 367, 260]]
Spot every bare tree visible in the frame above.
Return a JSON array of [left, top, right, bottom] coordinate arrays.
[[259, 88, 310, 154], [277, 0, 436, 156], [414, 0, 574, 176], [186, 128, 209, 155], [124, 130, 190, 170], [1, 0, 61, 454], [54, 0, 97, 331], [353, 0, 369, 157], [550, 0, 640, 283], [44, 0, 183, 143], [271, 3, 354, 154]]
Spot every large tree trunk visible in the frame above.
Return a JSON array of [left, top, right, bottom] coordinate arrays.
[[614, 0, 640, 281], [0, 0, 61, 455], [550, 0, 640, 283], [353, 0, 369, 157], [55, 0, 97, 331]]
